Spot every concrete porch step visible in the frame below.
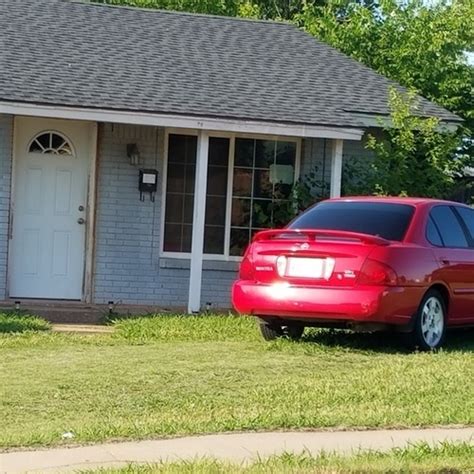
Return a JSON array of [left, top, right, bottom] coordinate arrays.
[[0, 300, 106, 324], [52, 324, 114, 334], [0, 299, 178, 324]]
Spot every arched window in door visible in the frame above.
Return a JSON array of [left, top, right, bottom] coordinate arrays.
[[28, 131, 74, 156]]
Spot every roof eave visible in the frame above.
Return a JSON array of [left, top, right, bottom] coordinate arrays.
[[347, 111, 463, 132], [0, 100, 365, 141]]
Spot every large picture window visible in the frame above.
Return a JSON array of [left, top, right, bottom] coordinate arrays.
[[163, 133, 298, 258]]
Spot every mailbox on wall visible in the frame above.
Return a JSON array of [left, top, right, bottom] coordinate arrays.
[[139, 169, 158, 202]]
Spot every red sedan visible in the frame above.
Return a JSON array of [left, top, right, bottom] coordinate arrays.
[[232, 197, 474, 350]]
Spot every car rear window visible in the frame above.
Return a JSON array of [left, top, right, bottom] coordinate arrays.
[[289, 201, 415, 241]]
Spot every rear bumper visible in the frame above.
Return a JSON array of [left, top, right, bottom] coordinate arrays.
[[232, 281, 420, 326]]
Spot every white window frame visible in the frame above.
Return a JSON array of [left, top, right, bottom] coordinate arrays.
[[160, 128, 301, 261]]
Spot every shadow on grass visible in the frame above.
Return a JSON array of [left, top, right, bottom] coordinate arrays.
[[300, 327, 474, 353], [0, 311, 50, 334]]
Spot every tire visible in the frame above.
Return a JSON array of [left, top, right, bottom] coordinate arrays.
[[259, 322, 305, 341], [285, 324, 305, 340], [259, 322, 283, 341], [406, 289, 447, 351]]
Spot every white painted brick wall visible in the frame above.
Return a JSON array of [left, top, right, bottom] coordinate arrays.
[[0, 114, 12, 300], [93, 123, 191, 307]]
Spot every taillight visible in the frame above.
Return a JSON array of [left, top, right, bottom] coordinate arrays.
[[239, 255, 255, 280], [357, 259, 398, 286]]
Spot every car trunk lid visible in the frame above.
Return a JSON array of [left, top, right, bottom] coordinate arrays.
[[248, 229, 390, 286]]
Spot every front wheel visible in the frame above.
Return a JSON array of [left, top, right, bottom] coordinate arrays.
[[406, 289, 447, 351]]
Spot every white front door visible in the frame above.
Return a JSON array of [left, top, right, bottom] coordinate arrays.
[[9, 117, 91, 299]]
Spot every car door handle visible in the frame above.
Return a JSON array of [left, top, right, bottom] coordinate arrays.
[[440, 259, 450, 266]]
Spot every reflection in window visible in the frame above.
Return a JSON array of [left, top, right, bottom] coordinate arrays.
[[230, 139, 296, 256], [163, 135, 297, 257], [29, 132, 73, 155]]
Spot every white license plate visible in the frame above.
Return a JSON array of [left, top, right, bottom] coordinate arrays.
[[286, 257, 327, 278]]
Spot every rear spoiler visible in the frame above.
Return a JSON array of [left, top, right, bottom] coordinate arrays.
[[253, 228, 390, 246]]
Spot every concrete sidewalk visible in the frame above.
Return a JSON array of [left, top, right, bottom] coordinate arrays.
[[1, 427, 473, 473]]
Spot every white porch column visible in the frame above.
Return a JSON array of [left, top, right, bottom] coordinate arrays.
[[188, 131, 209, 313], [330, 139, 344, 198]]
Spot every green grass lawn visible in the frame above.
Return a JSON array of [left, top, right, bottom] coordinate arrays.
[[87, 443, 474, 473], [1, 313, 473, 449], [0, 311, 50, 333]]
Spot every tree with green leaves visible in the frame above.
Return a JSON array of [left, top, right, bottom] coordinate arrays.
[[297, 0, 474, 157], [94, 0, 327, 19], [342, 88, 470, 200]]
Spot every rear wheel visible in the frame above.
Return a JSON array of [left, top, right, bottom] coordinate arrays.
[[259, 322, 282, 341], [259, 321, 304, 341], [406, 289, 447, 351]]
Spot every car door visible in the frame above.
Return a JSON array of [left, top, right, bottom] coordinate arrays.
[[452, 206, 474, 321], [429, 205, 474, 322]]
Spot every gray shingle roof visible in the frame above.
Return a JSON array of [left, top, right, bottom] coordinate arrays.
[[0, 0, 461, 128]]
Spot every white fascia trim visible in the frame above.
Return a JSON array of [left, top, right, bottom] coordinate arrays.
[[350, 112, 462, 132], [0, 101, 364, 141]]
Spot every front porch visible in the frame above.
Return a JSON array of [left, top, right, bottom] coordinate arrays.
[[0, 111, 366, 314]]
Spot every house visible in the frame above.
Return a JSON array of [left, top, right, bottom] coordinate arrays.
[[0, 0, 461, 313]]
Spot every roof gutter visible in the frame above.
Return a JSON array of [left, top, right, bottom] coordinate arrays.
[[347, 111, 463, 133], [0, 101, 364, 141]]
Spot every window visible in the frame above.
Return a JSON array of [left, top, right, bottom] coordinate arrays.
[[205, 138, 230, 254], [163, 134, 197, 253], [426, 216, 443, 247], [29, 131, 73, 155], [162, 134, 298, 257], [455, 206, 474, 244], [230, 139, 296, 255], [289, 202, 415, 241], [430, 206, 469, 248]]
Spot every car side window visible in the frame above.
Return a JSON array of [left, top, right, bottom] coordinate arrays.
[[426, 216, 443, 246], [430, 206, 469, 248], [455, 207, 474, 244]]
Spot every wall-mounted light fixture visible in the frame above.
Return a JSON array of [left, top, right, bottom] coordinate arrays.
[[127, 143, 140, 166]]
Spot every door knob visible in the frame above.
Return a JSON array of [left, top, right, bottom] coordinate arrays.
[[77, 217, 85, 225]]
